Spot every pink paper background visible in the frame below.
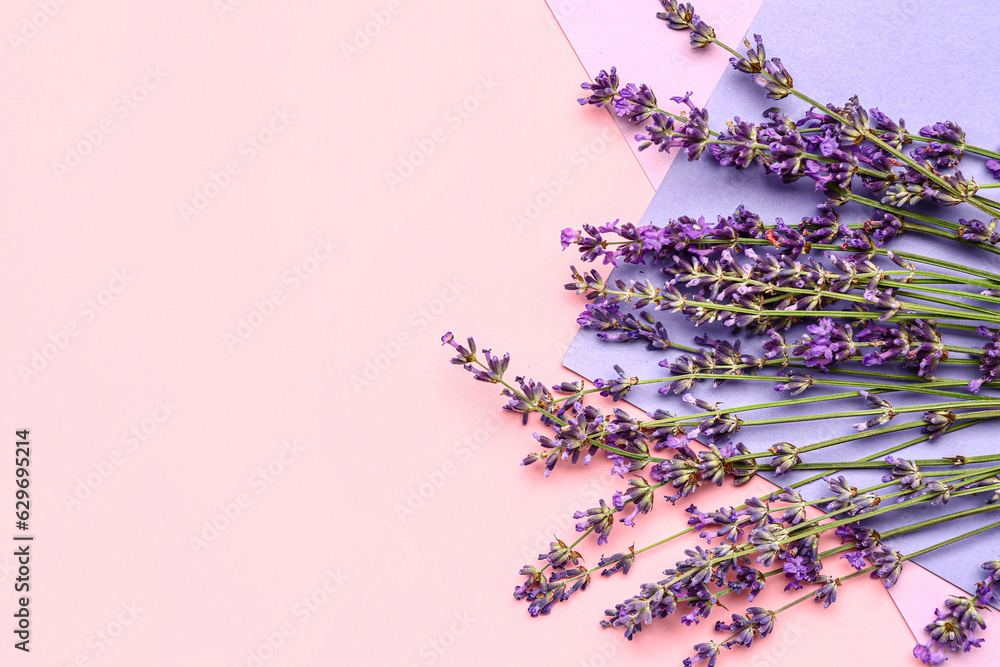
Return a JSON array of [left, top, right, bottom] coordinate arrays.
[[0, 0, 956, 664], [549, 0, 766, 188]]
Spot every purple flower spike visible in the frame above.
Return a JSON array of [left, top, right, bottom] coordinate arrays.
[[614, 83, 658, 123], [987, 159, 1000, 180], [538, 538, 582, 570], [598, 546, 636, 577], [688, 18, 716, 49], [573, 498, 616, 545], [753, 58, 793, 100], [577, 67, 619, 107], [768, 442, 800, 476], [913, 643, 948, 664], [958, 218, 1000, 245], [635, 112, 676, 152], [441, 332, 476, 364], [594, 364, 636, 402], [730, 34, 766, 73], [970, 326, 1000, 393], [657, 0, 696, 30], [869, 107, 908, 150], [683, 641, 722, 667], [709, 116, 759, 169], [814, 577, 839, 608]]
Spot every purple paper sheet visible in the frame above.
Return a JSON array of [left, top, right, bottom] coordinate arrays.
[[563, 0, 1000, 598]]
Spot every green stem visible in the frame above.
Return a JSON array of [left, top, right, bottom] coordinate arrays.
[[649, 375, 981, 417]]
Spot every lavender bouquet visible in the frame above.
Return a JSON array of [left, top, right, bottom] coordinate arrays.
[[445, 2, 1000, 664]]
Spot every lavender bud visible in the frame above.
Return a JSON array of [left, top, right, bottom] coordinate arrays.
[[656, 0, 695, 30], [922, 410, 955, 440], [768, 442, 800, 476], [753, 58, 793, 100], [730, 34, 766, 73], [577, 67, 620, 107]]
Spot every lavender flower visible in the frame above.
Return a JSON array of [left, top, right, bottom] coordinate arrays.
[[883, 456, 923, 500], [913, 643, 948, 664], [905, 319, 947, 378], [599, 545, 636, 577], [656, 0, 695, 30], [750, 525, 783, 566], [838, 96, 870, 146], [862, 277, 901, 314], [574, 498, 616, 545], [768, 442, 800, 476], [513, 564, 543, 600], [594, 364, 637, 402], [864, 210, 904, 245], [871, 546, 904, 588], [617, 477, 656, 526], [654, 455, 704, 499], [688, 18, 716, 49], [639, 114, 686, 157], [919, 592, 990, 656], [578, 68, 619, 107], [441, 332, 476, 364], [869, 107, 908, 151], [842, 550, 868, 571], [683, 641, 722, 667], [987, 159, 1000, 180], [614, 83, 658, 123], [502, 376, 555, 424], [666, 92, 713, 161], [538, 538, 582, 569], [853, 391, 894, 432], [709, 116, 759, 169], [922, 410, 955, 441], [730, 34, 766, 74], [813, 576, 839, 608], [790, 317, 856, 371], [774, 371, 813, 396], [754, 58, 793, 100], [970, 326, 1000, 393], [958, 217, 1000, 245], [824, 475, 857, 512], [914, 120, 965, 168]]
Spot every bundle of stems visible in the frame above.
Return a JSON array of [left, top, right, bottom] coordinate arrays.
[[444, 1, 1000, 664]]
